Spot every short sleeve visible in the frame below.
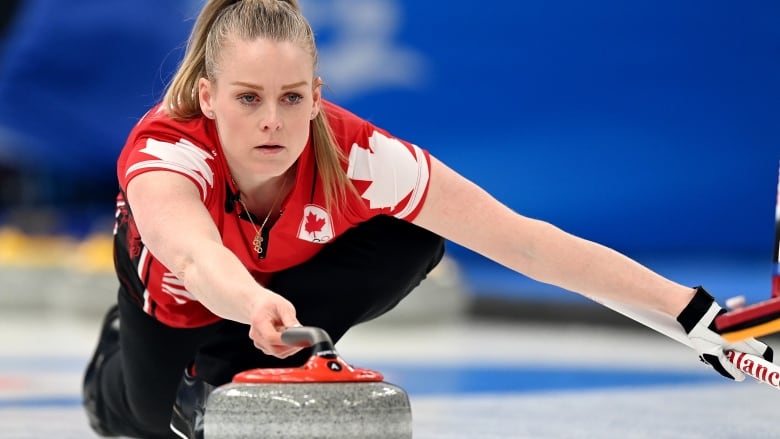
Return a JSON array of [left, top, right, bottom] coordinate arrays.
[[346, 127, 431, 221], [119, 137, 217, 202]]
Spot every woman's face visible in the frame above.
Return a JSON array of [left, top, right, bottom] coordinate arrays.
[[199, 37, 320, 180]]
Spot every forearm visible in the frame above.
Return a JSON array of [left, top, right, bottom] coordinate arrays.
[[517, 220, 695, 317], [416, 158, 696, 318], [174, 240, 267, 324]]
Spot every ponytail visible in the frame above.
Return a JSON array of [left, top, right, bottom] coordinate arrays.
[[162, 1, 234, 118]]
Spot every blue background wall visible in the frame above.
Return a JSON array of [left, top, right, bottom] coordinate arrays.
[[0, 0, 777, 301]]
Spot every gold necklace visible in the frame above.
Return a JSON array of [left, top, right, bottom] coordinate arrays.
[[235, 177, 288, 255]]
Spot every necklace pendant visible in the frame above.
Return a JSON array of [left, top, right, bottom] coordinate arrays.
[[253, 232, 263, 254]]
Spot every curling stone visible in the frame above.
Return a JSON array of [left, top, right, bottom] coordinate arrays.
[[204, 326, 412, 439]]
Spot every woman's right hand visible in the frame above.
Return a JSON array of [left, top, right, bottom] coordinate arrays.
[[247, 290, 303, 358]]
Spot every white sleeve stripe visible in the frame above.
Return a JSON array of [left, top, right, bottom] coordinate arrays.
[[126, 161, 209, 201], [143, 290, 152, 314], [161, 284, 196, 300], [394, 144, 429, 219], [137, 247, 149, 280], [162, 273, 185, 286], [136, 249, 156, 312]]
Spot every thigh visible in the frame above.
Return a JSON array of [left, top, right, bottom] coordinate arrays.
[[271, 215, 445, 341], [112, 291, 218, 436]]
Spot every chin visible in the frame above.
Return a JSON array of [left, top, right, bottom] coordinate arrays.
[[252, 160, 294, 178]]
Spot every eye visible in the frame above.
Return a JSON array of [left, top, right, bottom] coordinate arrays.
[[238, 94, 258, 105], [284, 93, 304, 105]]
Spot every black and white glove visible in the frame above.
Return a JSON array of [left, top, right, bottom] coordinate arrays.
[[676, 286, 773, 381]]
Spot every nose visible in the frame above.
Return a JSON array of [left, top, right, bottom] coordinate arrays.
[[260, 104, 282, 131]]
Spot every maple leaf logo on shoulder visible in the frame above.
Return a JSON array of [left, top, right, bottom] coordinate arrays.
[[347, 130, 428, 218], [127, 138, 215, 200], [297, 205, 334, 244]]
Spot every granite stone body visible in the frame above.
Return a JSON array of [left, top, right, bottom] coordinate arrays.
[[204, 381, 412, 438]]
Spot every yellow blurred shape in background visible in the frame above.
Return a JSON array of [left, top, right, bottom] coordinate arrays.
[[0, 226, 114, 273]]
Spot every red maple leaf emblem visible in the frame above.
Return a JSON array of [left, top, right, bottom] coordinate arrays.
[[304, 211, 326, 235]]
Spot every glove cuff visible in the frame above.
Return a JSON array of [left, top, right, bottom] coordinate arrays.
[[676, 286, 718, 334]]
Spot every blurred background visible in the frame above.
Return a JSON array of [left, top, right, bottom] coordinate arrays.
[[1, 1, 779, 437], [0, 0, 778, 321]]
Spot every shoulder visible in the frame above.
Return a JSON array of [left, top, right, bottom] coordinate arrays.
[[319, 102, 431, 219], [120, 104, 219, 166], [321, 100, 376, 147], [118, 104, 223, 198], [321, 100, 366, 126], [127, 104, 216, 148], [321, 100, 420, 159]]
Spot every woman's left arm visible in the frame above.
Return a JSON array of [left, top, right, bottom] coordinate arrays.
[[412, 156, 695, 317]]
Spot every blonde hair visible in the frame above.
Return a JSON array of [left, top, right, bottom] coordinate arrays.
[[163, 0, 354, 208]]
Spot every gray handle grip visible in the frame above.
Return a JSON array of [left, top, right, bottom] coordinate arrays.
[[281, 326, 335, 351]]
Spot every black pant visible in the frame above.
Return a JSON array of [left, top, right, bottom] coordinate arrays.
[[97, 216, 445, 438]]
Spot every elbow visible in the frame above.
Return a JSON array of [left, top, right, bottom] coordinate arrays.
[[513, 219, 566, 280], [173, 253, 196, 285]]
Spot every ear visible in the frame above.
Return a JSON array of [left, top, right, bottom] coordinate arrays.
[[198, 78, 215, 118], [311, 76, 323, 120]]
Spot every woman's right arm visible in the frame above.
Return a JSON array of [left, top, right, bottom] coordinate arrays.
[[125, 170, 302, 357]]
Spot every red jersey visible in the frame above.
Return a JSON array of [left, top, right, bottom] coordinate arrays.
[[114, 101, 431, 328]]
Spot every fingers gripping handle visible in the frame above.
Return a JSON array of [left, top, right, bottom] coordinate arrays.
[[595, 297, 780, 390], [281, 326, 336, 356]]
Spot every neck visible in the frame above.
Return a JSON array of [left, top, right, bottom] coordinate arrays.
[[235, 170, 293, 216]]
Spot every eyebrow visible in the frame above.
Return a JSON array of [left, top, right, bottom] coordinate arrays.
[[230, 80, 308, 90]]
